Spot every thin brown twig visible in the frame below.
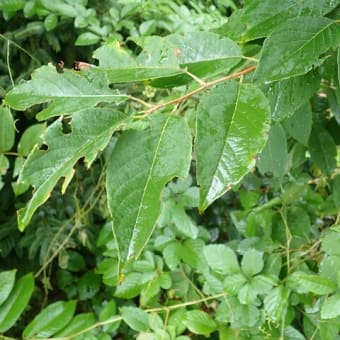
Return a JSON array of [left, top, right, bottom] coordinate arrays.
[[125, 94, 153, 107], [142, 65, 257, 115]]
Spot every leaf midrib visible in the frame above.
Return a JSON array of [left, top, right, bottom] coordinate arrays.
[[127, 115, 171, 259]]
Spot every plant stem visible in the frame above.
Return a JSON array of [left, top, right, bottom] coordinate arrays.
[[142, 65, 257, 115]]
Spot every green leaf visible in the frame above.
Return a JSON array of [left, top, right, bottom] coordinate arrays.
[[94, 32, 242, 86], [236, 275, 277, 304], [23, 300, 77, 338], [115, 272, 144, 299], [163, 242, 182, 270], [4, 65, 125, 118], [223, 273, 247, 295], [107, 113, 191, 265], [237, 282, 258, 304], [93, 41, 136, 68], [264, 286, 290, 322], [159, 272, 171, 290], [319, 321, 340, 340], [99, 300, 120, 333], [283, 104, 312, 146], [40, 0, 78, 17], [321, 293, 340, 319], [196, 81, 270, 210], [0, 106, 15, 152], [0, 273, 34, 333], [0, 0, 25, 11], [44, 13, 58, 31], [0, 154, 9, 190], [17, 123, 46, 157], [257, 124, 288, 181], [120, 306, 149, 332], [254, 17, 340, 82], [180, 239, 208, 270], [219, 326, 238, 340], [239, 190, 260, 210], [287, 271, 336, 295], [269, 71, 320, 122], [54, 313, 96, 336], [204, 244, 240, 275], [149, 312, 163, 332], [16, 108, 124, 231], [0, 269, 16, 306], [75, 32, 100, 46], [321, 230, 340, 256], [241, 249, 264, 277], [183, 310, 217, 336], [331, 176, 340, 211], [319, 255, 340, 283], [250, 274, 277, 294], [282, 182, 307, 206], [202, 272, 224, 295], [77, 272, 101, 300], [171, 203, 198, 239], [263, 253, 282, 277], [218, 0, 340, 42], [308, 126, 337, 175], [216, 297, 260, 328], [284, 326, 306, 340], [60, 250, 85, 272], [99, 301, 116, 322], [140, 277, 161, 306]]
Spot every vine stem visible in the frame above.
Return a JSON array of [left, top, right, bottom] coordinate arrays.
[[47, 292, 228, 340], [142, 65, 257, 115], [34, 166, 107, 278], [280, 207, 292, 274], [146, 292, 227, 313]]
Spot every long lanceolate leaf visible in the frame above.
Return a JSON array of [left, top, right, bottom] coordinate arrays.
[[106, 113, 191, 266], [17, 109, 125, 231], [0, 273, 34, 333], [195, 81, 270, 211], [219, 0, 340, 42], [254, 17, 340, 82]]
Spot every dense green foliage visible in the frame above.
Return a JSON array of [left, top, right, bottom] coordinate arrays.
[[1, 0, 340, 339]]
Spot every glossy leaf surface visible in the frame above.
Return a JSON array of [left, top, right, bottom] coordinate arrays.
[[107, 113, 191, 265], [255, 17, 340, 82], [0, 106, 15, 152], [204, 244, 240, 275], [241, 249, 264, 277], [0, 273, 34, 333], [120, 306, 149, 332], [23, 300, 77, 338], [183, 310, 217, 336], [196, 81, 270, 210], [218, 0, 340, 42], [0, 269, 16, 306], [264, 286, 290, 322], [321, 293, 340, 319], [268, 71, 320, 121], [54, 313, 96, 336], [17, 108, 125, 231], [287, 272, 336, 295]]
